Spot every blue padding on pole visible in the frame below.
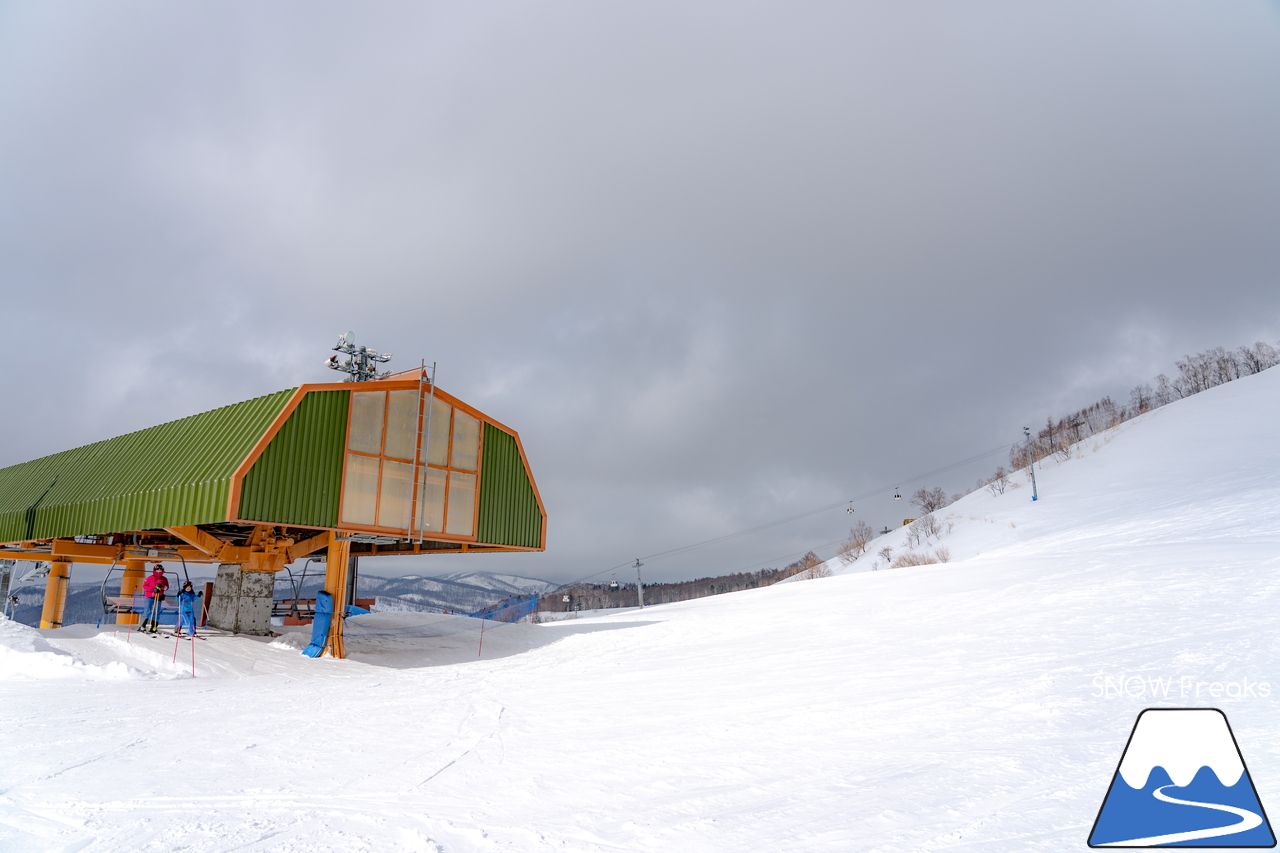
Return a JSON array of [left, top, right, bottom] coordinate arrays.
[[345, 604, 370, 616], [303, 591, 334, 658]]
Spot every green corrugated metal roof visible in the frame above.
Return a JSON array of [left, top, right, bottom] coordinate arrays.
[[476, 423, 543, 548], [238, 389, 350, 528], [0, 389, 295, 542]]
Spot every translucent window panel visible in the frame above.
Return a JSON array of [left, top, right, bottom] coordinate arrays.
[[425, 397, 453, 467], [450, 410, 481, 472], [347, 391, 386, 455], [445, 471, 477, 536], [417, 468, 447, 533], [383, 390, 419, 461], [340, 453, 380, 525], [377, 460, 414, 530]]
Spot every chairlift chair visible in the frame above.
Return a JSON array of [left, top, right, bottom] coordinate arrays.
[[98, 549, 194, 623]]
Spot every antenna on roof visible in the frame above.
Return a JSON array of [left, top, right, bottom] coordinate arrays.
[[324, 331, 394, 382]]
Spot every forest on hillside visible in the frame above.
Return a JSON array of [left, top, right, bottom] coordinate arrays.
[[541, 552, 825, 613]]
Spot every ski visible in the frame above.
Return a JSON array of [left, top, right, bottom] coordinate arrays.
[[138, 629, 205, 640]]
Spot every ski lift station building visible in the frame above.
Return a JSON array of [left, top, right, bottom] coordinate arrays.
[[0, 368, 545, 657]]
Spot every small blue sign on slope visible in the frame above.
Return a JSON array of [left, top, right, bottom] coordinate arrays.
[[1089, 708, 1275, 848]]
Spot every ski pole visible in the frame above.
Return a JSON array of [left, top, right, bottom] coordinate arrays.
[[478, 617, 485, 657], [190, 634, 196, 678]]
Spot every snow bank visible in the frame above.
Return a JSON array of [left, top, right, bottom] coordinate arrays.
[[0, 615, 146, 681]]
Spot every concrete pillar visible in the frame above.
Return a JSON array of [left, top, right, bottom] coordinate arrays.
[[206, 564, 237, 630], [117, 560, 145, 625], [0, 560, 12, 615], [207, 564, 276, 636], [39, 559, 71, 629], [323, 532, 353, 658]]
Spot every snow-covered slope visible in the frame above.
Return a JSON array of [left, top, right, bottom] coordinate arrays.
[[831, 363, 1280, 577], [1, 368, 1278, 852]]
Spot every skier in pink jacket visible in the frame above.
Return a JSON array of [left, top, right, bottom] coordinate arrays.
[[141, 565, 169, 633]]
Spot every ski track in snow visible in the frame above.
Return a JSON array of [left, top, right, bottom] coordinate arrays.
[[2, 370, 1280, 850]]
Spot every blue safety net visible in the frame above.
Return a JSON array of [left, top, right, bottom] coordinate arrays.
[[467, 595, 538, 623]]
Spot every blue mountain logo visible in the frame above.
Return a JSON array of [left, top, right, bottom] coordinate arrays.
[[1090, 708, 1275, 847]]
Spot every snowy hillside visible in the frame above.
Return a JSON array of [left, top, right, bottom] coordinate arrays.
[[2, 368, 1279, 852], [830, 361, 1280, 578], [304, 570, 556, 613], [367, 570, 556, 600]]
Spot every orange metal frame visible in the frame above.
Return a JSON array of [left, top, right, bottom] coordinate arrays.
[[0, 523, 331, 566]]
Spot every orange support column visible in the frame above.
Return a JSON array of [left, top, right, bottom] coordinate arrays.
[[117, 560, 145, 625], [323, 532, 352, 659], [39, 559, 72, 629]]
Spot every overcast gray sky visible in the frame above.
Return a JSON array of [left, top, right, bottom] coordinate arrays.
[[3, 1, 1279, 585]]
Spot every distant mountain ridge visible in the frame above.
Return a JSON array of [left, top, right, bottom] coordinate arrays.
[[8, 570, 556, 627], [343, 571, 557, 613]]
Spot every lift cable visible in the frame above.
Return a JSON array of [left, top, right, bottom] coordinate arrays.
[[562, 440, 1015, 588]]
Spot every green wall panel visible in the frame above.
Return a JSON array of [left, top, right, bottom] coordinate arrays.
[[0, 389, 295, 542], [238, 389, 350, 528], [476, 423, 542, 548]]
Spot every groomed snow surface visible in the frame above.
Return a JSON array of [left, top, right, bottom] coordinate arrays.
[[3, 368, 1280, 852]]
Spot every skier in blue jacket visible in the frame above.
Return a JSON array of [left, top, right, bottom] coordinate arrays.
[[175, 581, 201, 638]]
